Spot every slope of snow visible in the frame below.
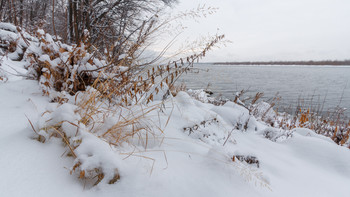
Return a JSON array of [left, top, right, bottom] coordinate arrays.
[[0, 58, 350, 197]]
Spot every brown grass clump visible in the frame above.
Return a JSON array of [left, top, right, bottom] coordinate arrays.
[[25, 28, 96, 97], [232, 155, 260, 168]]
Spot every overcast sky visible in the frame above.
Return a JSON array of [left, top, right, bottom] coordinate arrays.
[[169, 0, 350, 62]]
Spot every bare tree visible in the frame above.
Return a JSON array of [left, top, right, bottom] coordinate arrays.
[[1, 0, 177, 60], [65, 0, 177, 56]]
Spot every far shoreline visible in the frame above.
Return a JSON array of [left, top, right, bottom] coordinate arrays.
[[211, 60, 350, 66]]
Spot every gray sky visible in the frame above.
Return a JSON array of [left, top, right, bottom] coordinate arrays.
[[170, 0, 350, 62]]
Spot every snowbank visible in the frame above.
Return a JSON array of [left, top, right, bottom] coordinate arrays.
[[1, 58, 350, 197]]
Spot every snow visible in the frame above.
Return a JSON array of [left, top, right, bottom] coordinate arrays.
[[0, 29, 18, 41], [1, 45, 350, 197], [0, 23, 18, 33]]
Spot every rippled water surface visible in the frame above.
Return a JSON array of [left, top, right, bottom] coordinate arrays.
[[179, 64, 350, 116]]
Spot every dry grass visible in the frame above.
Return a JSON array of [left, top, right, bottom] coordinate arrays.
[[240, 91, 350, 148], [201, 88, 350, 148], [16, 7, 226, 186], [294, 107, 350, 147], [169, 82, 187, 96]]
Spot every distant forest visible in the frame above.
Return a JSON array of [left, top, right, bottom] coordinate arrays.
[[214, 60, 350, 66]]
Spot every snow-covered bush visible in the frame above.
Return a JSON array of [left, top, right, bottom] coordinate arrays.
[[0, 23, 36, 61], [24, 28, 106, 98], [33, 103, 122, 186]]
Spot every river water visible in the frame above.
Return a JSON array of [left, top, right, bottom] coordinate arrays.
[[178, 64, 350, 116]]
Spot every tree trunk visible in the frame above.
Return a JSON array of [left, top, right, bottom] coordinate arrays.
[[68, 0, 73, 43], [73, 0, 79, 43], [83, 0, 90, 31], [52, 0, 57, 38], [19, 0, 23, 27]]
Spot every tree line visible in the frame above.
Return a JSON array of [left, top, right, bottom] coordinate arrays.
[[0, 0, 177, 59]]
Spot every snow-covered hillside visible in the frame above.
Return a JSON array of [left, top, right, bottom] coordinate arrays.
[[1, 55, 350, 197]]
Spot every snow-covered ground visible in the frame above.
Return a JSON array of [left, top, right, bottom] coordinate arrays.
[[1, 56, 350, 197]]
